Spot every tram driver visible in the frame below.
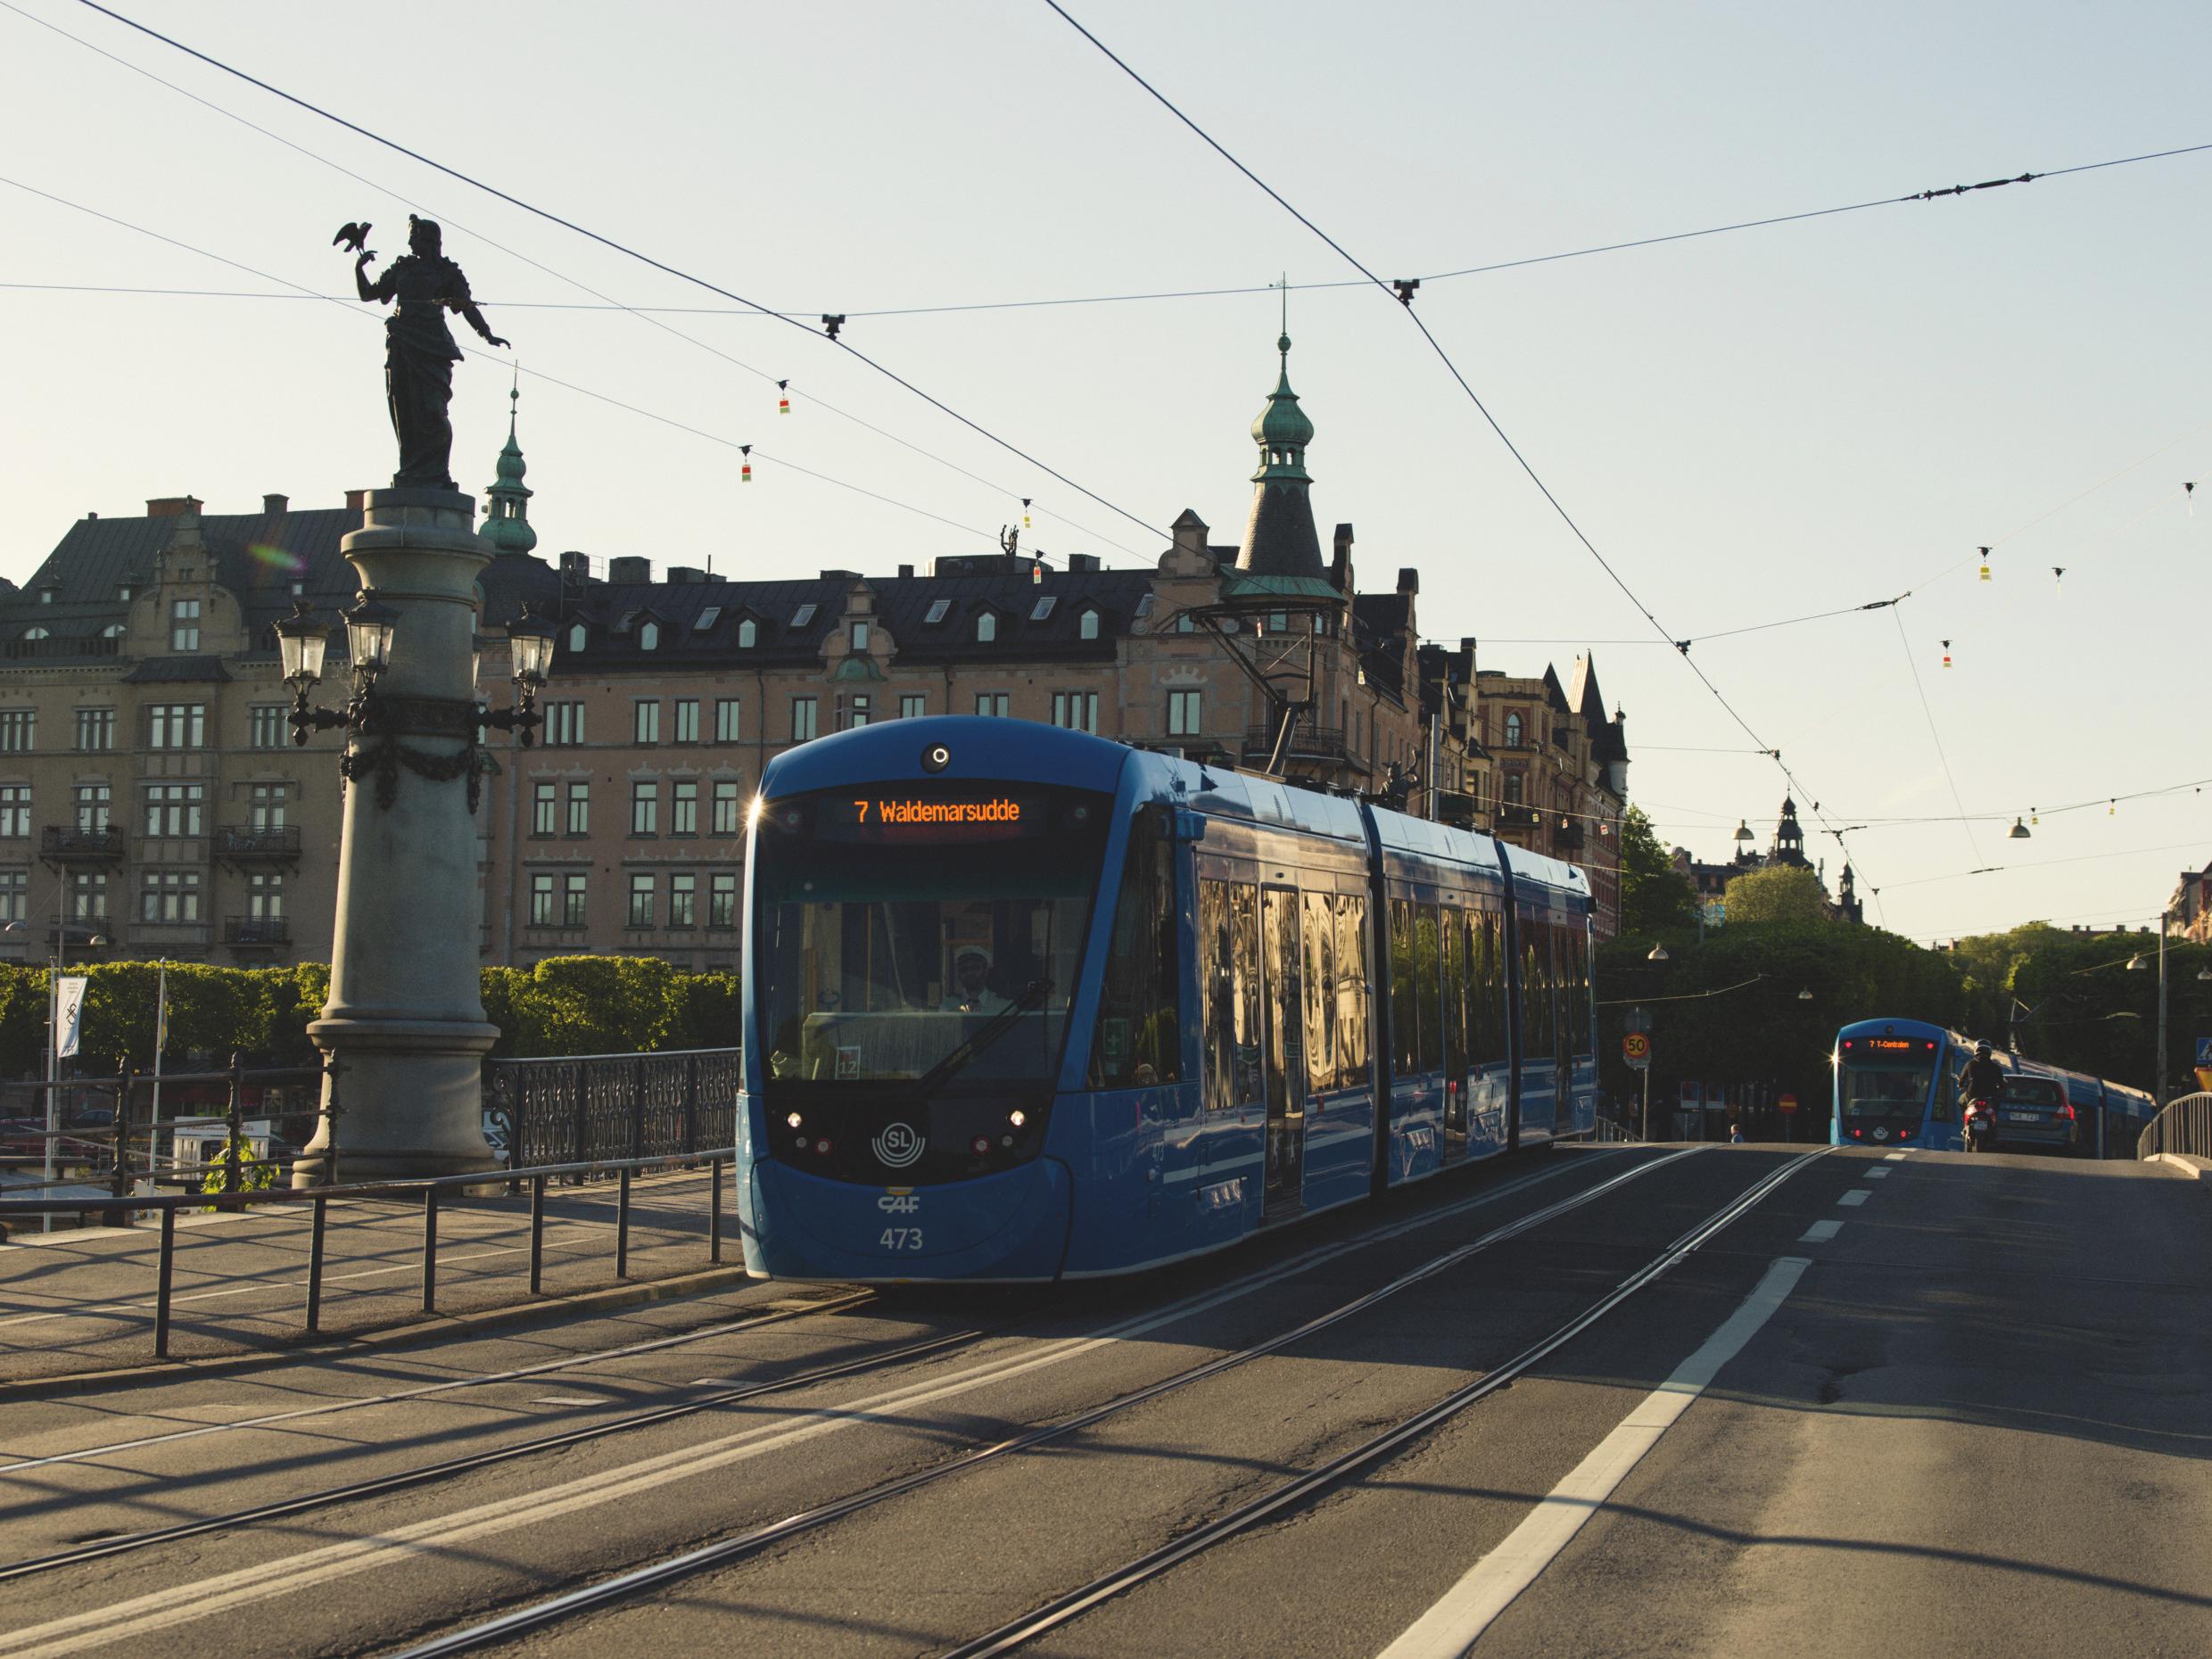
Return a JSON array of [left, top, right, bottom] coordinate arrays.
[[941, 947, 1010, 1015]]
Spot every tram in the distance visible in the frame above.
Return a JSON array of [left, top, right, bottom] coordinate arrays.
[[1831, 1018, 2157, 1154], [736, 718, 1596, 1281]]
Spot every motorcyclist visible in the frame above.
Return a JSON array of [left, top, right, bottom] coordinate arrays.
[[1959, 1041, 2006, 1106]]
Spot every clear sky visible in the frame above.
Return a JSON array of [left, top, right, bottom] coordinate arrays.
[[3, 0, 2207, 945]]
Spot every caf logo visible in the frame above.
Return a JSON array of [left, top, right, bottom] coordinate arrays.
[[872, 1121, 926, 1168]]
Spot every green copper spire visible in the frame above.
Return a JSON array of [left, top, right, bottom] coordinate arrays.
[[1236, 294, 1324, 578], [481, 381, 537, 556]]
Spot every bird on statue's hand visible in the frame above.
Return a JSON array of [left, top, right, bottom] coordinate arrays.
[[332, 221, 373, 254]]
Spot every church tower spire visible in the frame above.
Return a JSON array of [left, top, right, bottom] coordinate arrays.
[[1235, 292, 1324, 579], [480, 382, 538, 556]]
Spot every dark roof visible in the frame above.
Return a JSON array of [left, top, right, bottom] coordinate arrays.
[[122, 656, 233, 684], [1352, 593, 1411, 701]]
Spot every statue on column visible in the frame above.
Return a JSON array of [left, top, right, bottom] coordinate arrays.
[[344, 216, 508, 490]]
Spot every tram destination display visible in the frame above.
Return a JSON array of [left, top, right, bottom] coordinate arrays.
[[788, 788, 1068, 845]]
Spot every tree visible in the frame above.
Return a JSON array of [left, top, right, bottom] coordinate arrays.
[[1721, 865, 1829, 927], [1619, 805, 1698, 936]]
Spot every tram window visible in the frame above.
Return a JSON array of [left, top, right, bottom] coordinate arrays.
[[1441, 907, 1468, 1084], [1415, 904, 1443, 1072], [1227, 882, 1263, 1109], [1390, 899, 1419, 1076], [1335, 894, 1370, 1085], [1301, 891, 1336, 1094], [1200, 880, 1232, 1112], [1479, 911, 1507, 1064], [1088, 808, 1181, 1090], [1261, 890, 1303, 1111]]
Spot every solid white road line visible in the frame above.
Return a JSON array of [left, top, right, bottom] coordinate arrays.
[[1796, 1219, 1843, 1243], [1376, 1256, 1812, 1659], [1836, 1189, 1871, 1207]]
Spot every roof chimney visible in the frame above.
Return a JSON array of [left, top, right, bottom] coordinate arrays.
[[345, 489, 369, 512], [896, 564, 914, 579], [1397, 567, 1419, 595], [262, 493, 289, 516], [145, 496, 202, 518]]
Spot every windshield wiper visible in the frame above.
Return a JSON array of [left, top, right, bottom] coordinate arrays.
[[907, 979, 1052, 1102]]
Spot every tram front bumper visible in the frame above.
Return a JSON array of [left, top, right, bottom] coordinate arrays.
[[740, 1154, 1072, 1281]]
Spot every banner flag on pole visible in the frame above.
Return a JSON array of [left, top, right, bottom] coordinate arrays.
[[54, 976, 88, 1060]]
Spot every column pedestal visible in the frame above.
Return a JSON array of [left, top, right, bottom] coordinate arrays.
[[293, 487, 499, 1185]]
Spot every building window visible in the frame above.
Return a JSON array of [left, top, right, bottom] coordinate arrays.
[[170, 598, 201, 651], [74, 785, 110, 832], [673, 698, 699, 743], [638, 620, 660, 651], [144, 783, 204, 837], [542, 702, 584, 747], [0, 711, 36, 753], [1078, 608, 1100, 640], [563, 871, 590, 927], [633, 700, 660, 745], [0, 787, 28, 838], [975, 693, 1010, 718], [76, 708, 116, 752], [791, 602, 818, 627], [851, 621, 870, 651], [695, 607, 722, 631], [140, 869, 202, 923], [249, 784, 287, 831], [791, 697, 818, 742], [0, 869, 24, 923], [898, 694, 926, 720], [147, 704, 207, 750], [21, 628, 47, 642], [568, 623, 588, 654], [1176, 613, 1196, 633], [1167, 689, 1201, 737], [70, 871, 108, 923], [566, 781, 590, 836], [712, 780, 742, 836], [738, 618, 757, 648], [976, 613, 997, 643], [248, 706, 286, 749], [630, 781, 658, 837], [628, 871, 655, 928], [1504, 772, 1524, 804], [1267, 611, 1289, 636], [530, 871, 557, 927], [1031, 596, 1056, 622], [672, 780, 698, 836], [532, 781, 557, 837], [247, 871, 285, 920], [924, 599, 950, 625], [1052, 690, 1098, 733], [846, 696, 871, 730], [710, 871, 737, 928], [1504, 712, 1523, 747], [669, 872, 697, 928], [714, 698, 741, 742]]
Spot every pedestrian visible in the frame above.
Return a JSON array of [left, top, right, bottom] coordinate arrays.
[[1729, 1120, 1746, 1144]]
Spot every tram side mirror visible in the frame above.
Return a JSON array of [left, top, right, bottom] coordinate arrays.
[[1171, 807, 1207, 842]]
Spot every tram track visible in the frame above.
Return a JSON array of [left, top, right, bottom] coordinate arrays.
[[0, 1148, 1622, 1598], [376, 1147, 1710, 1659]]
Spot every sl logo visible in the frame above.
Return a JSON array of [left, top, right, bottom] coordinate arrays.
[[872, 1121, 926, 1168]]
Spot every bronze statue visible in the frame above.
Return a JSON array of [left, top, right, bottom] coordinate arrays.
[[351, 216, 508, 490]]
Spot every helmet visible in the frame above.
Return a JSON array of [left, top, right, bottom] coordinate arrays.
[[1975, 1041, 1992, 1058]]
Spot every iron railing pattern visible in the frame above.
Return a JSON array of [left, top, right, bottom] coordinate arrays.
[[488, 1047, 739, 1169], [2138, 1090, 2212, 1162]]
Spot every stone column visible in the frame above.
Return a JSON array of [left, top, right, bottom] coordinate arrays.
[[293, 487, 498, 1184]]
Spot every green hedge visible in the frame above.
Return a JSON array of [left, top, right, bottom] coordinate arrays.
[[1, 956, 740, 1077]]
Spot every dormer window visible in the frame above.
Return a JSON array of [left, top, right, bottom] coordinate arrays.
[[1078, 608, 1100, 640], [1030, 596, 1056, 623], [38, 590, 54, 606], [924, 598, 950, 625], [22, 627, 48, 641], [568, 623, 588, 653], [639, 621, 660, 651], [694, 607, 722, 631], [976, 613, 996, 643], [738, 618, 757, 648], [1176, 613, 1196, 634], [103, 623, 124, 639], [790, 602, 817, 627], [117, 585, 133, 602], [851, 620, 871, 651]]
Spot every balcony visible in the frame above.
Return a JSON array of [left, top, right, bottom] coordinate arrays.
[[223, 914, 290, 950], [40, 825, 125, 863], [1496, 804, 1541, 830], [214, 824, 302, 866]]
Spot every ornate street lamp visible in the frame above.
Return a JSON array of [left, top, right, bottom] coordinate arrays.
[[481, 606, 557, 747], [343, 593, 399, 679]]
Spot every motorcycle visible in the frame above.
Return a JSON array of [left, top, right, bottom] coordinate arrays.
[[1962, 1096, 1994, 1154]]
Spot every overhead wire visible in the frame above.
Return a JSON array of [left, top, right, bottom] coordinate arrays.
[[1877, 838, 2211, 892], [1039, 0, 1879, 890], [1888, 603, 1982, 864], [1, 0, 1141, 563], [69, 0, 1165, 547]]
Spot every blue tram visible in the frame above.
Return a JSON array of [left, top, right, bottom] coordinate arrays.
[[1831, 1018, 2158, 1154], [735, 717, 1597, 1281]]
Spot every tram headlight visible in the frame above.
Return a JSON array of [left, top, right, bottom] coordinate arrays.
[[787, 1112, 804, 1129], [970, 1135, 992, 1155], [1008, 1110, 1026, 1128]]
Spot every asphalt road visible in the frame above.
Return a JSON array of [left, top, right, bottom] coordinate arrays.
[[0, 1143, 2200, 1659]]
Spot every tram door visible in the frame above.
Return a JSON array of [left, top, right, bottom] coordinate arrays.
[[1260, 887, 1308, 1213]]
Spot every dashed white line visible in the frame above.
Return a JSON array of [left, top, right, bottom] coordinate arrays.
[[1836, 1189, 1871, 1207], [1883, 1152, 1906, 1161], [1377, 1256, 1812, 1659], [1862, 1168, 1890, 1180], [1797, 1218, 1844, 1243]]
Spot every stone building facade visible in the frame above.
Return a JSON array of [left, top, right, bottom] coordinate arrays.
[[1468, 656, 1628, 937]]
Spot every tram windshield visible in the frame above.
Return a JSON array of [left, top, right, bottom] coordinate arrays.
[[1837, 1061, 1935, 1120], [753, 783, 1110, 1089]]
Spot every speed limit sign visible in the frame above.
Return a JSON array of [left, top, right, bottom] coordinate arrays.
[[1622, 1033, 1651, 1069]]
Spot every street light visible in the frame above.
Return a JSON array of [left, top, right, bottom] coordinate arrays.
[[343, 593, 399, 678], [480, 606, 557, 747], [1647, 943, 1670, 962], [2009, 817, 2031, 839], [1798, 987, 1814, 1001]]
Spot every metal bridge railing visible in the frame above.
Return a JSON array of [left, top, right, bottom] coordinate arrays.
[[485, 1047, 739, 1171], [2137, 1091, 2212, 1162]]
